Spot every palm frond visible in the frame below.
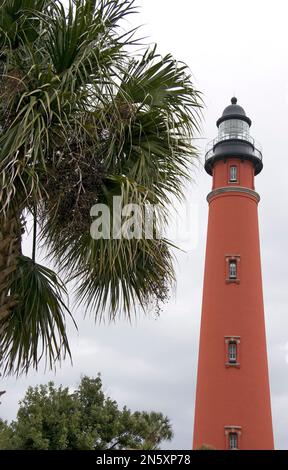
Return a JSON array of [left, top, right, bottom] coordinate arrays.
[[40, 173, 172, 320], [0, 255, 75, 375], [102, 46, 202, 200], [39, 0, 138, 82], [0, 0, 47, 50], [74, 237, 174, 321]]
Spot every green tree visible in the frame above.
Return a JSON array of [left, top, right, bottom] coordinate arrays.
[[0, 0, 202, 375], [197, 444, 216, 450], [0, 418, 12, 448], [1, 375, 173, 449]]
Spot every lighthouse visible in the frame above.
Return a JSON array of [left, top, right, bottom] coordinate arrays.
[[193, 98, 274, 450]]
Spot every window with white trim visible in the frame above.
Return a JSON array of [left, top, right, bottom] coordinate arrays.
[[225, 336, 241, 367], [229, 165, 238, 182], [228, 342, 237, 363], [226, 255, 241, 284], [229, 432, 238, 450], [225, 425, 242, 449], [229, 261, 237, 279]]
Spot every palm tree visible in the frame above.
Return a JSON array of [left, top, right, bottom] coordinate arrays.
[[132, 411, 173, 450], [0, 0, 202, 375]]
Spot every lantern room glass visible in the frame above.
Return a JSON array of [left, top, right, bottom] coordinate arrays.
[[218, 119, 250, 141]]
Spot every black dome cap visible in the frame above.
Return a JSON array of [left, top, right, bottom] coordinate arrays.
[[216, 97, 252, 127]]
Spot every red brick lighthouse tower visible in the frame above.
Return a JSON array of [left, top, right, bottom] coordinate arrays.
[[193, 98, 274, 450]]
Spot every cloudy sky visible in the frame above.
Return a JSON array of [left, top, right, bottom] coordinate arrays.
[[1, 0, 288, 449]]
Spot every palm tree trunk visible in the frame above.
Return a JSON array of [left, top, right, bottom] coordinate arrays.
[[0, 211, 22, 323]]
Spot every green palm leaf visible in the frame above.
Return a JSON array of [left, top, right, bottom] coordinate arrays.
[[0, 255, 75, 375]]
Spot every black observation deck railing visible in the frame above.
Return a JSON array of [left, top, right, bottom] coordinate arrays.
[[205, 132, 263, 163]]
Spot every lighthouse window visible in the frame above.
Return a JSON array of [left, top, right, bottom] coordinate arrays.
[[219, 119, 249, 140], [228, 342, 237, 363], [229, 432, 238, 450], [229, 166, 238, 182], [229, 261, 237, 279]]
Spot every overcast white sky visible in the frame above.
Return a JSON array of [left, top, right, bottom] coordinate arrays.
[[1, 0, 288, 449]]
